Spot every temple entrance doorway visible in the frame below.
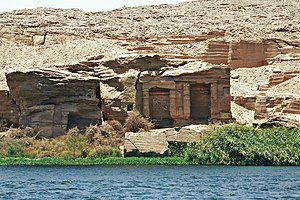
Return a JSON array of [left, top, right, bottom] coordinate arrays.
[[190, 84, 211, 122], [149, 87, 170, 120]]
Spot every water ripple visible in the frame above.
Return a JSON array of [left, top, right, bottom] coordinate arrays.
[[0, 166, 299, 199]]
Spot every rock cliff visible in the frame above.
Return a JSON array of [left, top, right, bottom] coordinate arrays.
[[6, 68, 101, 137], [0, 0, 300, 134]]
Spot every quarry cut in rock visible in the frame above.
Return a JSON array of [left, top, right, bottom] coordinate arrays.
[[0, 0, 300, 141], [5, 68, 102, 137]]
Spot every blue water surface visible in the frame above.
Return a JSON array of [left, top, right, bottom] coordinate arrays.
[[0, 165, 299, 199]]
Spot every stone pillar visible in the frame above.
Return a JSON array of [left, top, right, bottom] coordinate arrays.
[[254, 93, 267, 119], [210, 83, 218, 120], [169, 89, 177, 119], [183, 83, 190, 119], [143, 88, 150, 117]]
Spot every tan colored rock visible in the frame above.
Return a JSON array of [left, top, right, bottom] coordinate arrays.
[[165, 125, 204, 142], [123, 124, 208, 156], [6, 68, 101, 137], [124, 132, 169, 156], [32, 35, 45, 45], [258, 84, 269, 91], [0, 0, 300, 130], [254, 93, 267, 119]]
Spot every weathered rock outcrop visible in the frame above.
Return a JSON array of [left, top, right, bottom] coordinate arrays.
[[229, 40, 280, 69], [123, 125, 205, 156], [97, 54, 172, 123], [95, 53, 231, 126], [6, 68, 101, 137], [1, 0, 300, 136], [137, 61, 231, 126], [0, 90, 20, 130]]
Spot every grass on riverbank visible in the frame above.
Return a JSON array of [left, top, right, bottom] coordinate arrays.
[[0, 124, 123, 159], [0, 113, 153, 160], [0, 157, 190, 166], [1, 123, 300, 166], [183, 124, 300, 166]]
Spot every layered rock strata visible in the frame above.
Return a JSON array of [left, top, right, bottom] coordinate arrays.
[[0, 1, 300, 135], [96, 54, 231, 126], [6, 68, 101, 137]]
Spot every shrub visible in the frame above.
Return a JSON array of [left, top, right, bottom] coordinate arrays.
[[85, 125, 101, 143], [107, 120, 124, 135], [83, 124, 123, 158], [124, 112, 153, 132], [7, 141, 24, 157], [66, 127, 81, 136], [99, 123, 114, 136], [183, 124, 300, 165], [65, 127, 87, 158], [169, 142, 188, 157], [88, 146, 121, 158], [22, 127, 36, 138]]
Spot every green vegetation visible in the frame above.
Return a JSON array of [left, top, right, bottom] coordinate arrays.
[[0, 157, 189, 166], [0, 122, 299, 166], [0, 112, 154, 164], [7, 141, 24, 157], [0, 123, 123, 159], [184, 124, 300, 166]]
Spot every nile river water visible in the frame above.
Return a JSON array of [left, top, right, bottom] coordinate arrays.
[[0, 166, 299, 199]]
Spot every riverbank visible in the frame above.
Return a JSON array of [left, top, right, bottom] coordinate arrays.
[[0, 124, 299, 166], [0, 157, 190, 166], [184, 124, 300, 166]]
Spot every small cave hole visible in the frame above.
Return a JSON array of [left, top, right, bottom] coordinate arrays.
[[127, 104, 133, 111]]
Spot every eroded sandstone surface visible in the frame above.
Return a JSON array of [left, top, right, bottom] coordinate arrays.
[[6, 68, 101, 137], [1, 0, 300, 137]]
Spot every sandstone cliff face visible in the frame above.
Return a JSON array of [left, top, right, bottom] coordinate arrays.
[[97, 55, 171, 123], [0, 90, 20, 130], [0, 0, 300, 134], [1, 1, 300, 43], [96, 54, 231, 126], [6, 68, 101, 137]]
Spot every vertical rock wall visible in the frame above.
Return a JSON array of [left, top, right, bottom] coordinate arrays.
[[6, 69, 101, 137], [138, 63, 231, 125], [230, 40, 280, 69], [0, 90, 20, 129]]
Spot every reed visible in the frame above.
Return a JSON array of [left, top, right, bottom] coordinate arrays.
[[184, 124, 300, 165]]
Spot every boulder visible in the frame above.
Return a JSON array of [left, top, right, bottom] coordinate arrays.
[[165, 125, 204, 142], [124, 131, 169, 156], [123, 125, 207, 156]]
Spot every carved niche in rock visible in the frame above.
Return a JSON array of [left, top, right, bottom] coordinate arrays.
[[6, 69, 102, 137], [137, 62, 231, 127]]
